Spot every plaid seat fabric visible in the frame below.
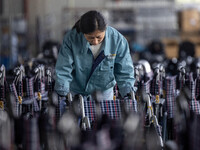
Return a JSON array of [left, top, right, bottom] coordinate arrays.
[[23, 77, 34, 98], [150, 78, 161, 96], [34, 82, 47, 100], [10, 82, 39, 116], [177, 73, 189, 91], [22, 77, 39, 113], [143, 79, 151, 94], [0, 85, 5, 101], [0, 85, 5, 111], [41, 82, 46, 96], [84, 99, 137, 123], [55, 98, 61, 123], [44, 76, 54, 92], [196, 77, 200, 99], [185, 73, 200, 115], [135, 79, 151, 94], [189, 100, 200, 115], [135, 79, 151, 108], [165, 76, 177, 119], [34, 81, 48, 113], [177, 78, 184, 91], [100, 100, 123, 120], [185, 73, 196, 99], [165, 76, 177, 140], [124, 99, 138, 113], [84, 99, 96, 122], [9, 83, 20, 116], [34, 80, 46, 94], [134, 76, 151, 89], [15, 81, 23, 98], [23, 97, 39, 113]]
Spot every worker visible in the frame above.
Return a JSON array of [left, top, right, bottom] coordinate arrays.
[[54, 10, 135, 100]]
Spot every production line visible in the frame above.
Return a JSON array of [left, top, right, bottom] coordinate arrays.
[[0, 58, 200, 150]]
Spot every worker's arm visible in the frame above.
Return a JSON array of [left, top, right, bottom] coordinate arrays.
[[114, 37, 136, 97], [54, 34, 74, 96]]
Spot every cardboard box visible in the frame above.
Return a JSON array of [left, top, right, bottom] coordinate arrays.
[[162, 38, 179, 59], [178, 9, 200, 33], [180, 32, 200, 44]]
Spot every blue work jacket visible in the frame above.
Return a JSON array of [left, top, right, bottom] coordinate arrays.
[[54, 26, 135, 97]]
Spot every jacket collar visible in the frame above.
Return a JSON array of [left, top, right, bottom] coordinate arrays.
[[81, 32, 90, 53], [102, 26, 110, 56]]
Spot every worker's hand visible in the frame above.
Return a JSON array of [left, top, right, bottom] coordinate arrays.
[[124, 91, 136, 100]]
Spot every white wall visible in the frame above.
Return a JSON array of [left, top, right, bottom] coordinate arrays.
[[27, 0, 68, 55], [73, 0, 105, 8], [3, 0, 23, 17]]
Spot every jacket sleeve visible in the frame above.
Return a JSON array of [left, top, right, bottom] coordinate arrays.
[[54, 35, 74, 96], [114, 37, 136, 97]]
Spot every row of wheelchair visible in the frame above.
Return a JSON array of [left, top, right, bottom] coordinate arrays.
[[1, 59, 200, 150]]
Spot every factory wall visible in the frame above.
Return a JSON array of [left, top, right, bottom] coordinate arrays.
[[1, 0, 200, 68]]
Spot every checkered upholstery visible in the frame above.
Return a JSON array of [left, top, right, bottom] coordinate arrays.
[[185, 73, 200, 115], [165, 76, 177, 119], [150, 78, 161, 96], [135, 79, 151, 109], [84, 99, 137, 123], [177, 73, 189, 91], [9, 83, 20, 116], [24, 77, 34, 98], [0, 85, 5, 100], [189, 100, 200, 115], [195, 76, 200, 99], [185, 73, 196, 99], [143, 79, 151, 94]]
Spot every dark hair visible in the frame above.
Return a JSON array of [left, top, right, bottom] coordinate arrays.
[[72, 10, 106, 34]]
